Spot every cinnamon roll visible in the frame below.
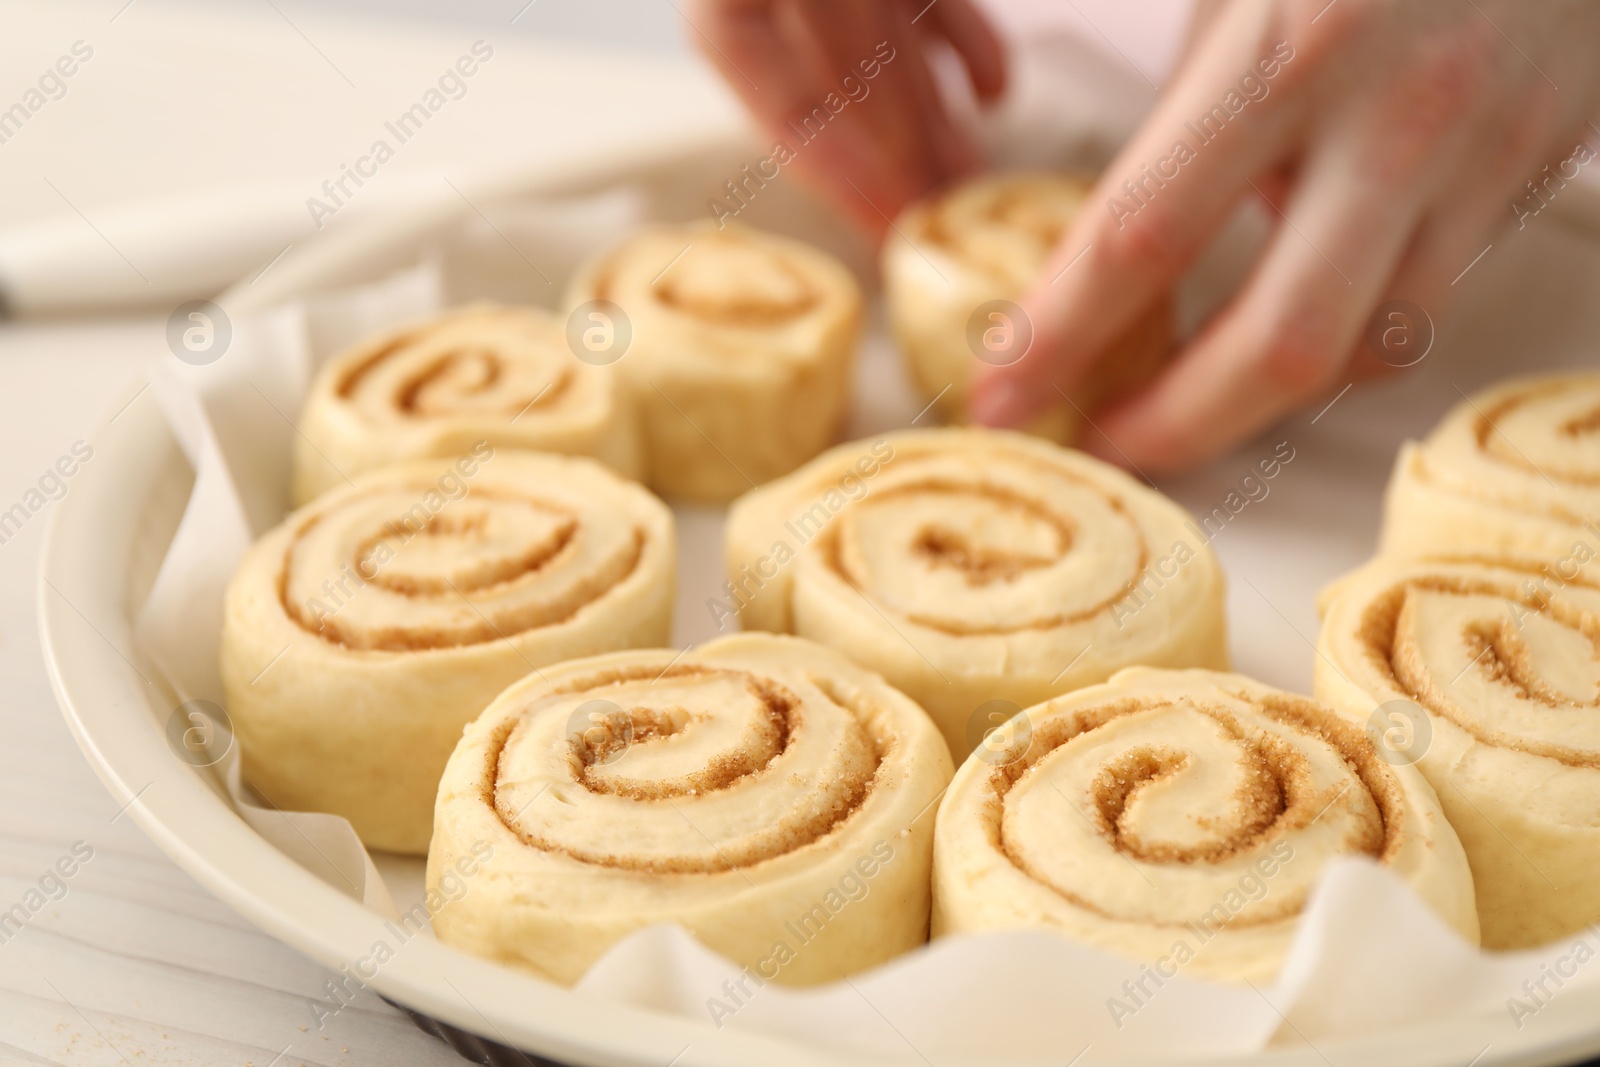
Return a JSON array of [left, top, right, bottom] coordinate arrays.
[[1380, 373, 1600, 575], [884, 171, 1173, 441], [427, 632, 953, 985], [221, 451, 674, 854], [933, 668, 1479, 983], [1317, 556, 1600, 948], [564, 223, 862, 503], [724, 428, 1228, 759], [293, 304, 641, 505]]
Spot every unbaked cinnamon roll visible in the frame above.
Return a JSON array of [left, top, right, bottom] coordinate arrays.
[[564, 223, 862, 503], [1317, 555, 1600, 948], [293, 304, 641, 505], [884, 171, 1173, 441], [221, 451, 674, 854], [725, 428, 1228, 758], [934, 668, 1479, 983], [427, 632, 953, 985], [1380, 373, 1600, 575]]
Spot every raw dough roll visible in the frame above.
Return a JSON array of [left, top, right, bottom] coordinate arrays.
[[1316, 556, 1600, 948], [293, 304, 641, 505], [427, 632, 953, 986], [724, 427, 1228, 759], [222, 450, 674, 855], [884, 171, 1173, 441], [934, 668, 1479, 983], [1380, 373, 1600, 574], [564, 223, 862, 503]]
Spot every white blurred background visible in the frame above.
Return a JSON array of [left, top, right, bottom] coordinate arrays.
[[0, 0, 1190, 313]]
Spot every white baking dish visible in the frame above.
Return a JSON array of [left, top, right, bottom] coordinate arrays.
[[39, 63, 1600, 1066]]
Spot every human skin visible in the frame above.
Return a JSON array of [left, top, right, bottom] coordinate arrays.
[[688, 0, 1600, 473]]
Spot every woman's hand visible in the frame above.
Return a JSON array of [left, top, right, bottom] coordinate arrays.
[[971, 0, 1600, 472], [685, 0, 1006, 234]]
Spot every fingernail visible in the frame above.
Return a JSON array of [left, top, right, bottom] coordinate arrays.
[[969, 380, 1037, 428]]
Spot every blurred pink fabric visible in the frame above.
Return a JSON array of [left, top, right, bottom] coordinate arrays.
[[984, 0, 1196, 86]]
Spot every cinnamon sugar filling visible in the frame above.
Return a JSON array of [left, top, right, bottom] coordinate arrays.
[[488, 664, 884, 874], [1356, 570, 1600, 767], [392, 348, 570, 417], [820, 466, 1151, 636], [986, 693, 1399, 926], [591, 236, 824, 329], [1473, 383, 1600, 487], [335, 310, 576, 418], [280, 488, 646, 652]]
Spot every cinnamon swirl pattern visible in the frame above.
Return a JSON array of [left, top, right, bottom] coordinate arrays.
[[221, 451, 674, 854], [884, 171, 1172, 441], [933, 668, 1479, 982], [292, 304, 641, 505], [427, 633, 953, 985], [725, 428, 1228, 758], [565, 223, 862, 502], [1380, 373, 1600, 575], [1317, 556, 1600, 948]]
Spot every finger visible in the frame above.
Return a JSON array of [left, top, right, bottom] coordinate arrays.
[[1179, 0, 1230, 64], [1017, 0, 1510, 455], [781, 0, 960, 221], [870, 0, 979, 180], [688, 0, 782, 100], [969, 1, 1305, 427], [1252, 159, 1297, 213], [921, 0, 1007, 102], [1081, 144, 1425, 474], [688, 0, 928, 234]]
